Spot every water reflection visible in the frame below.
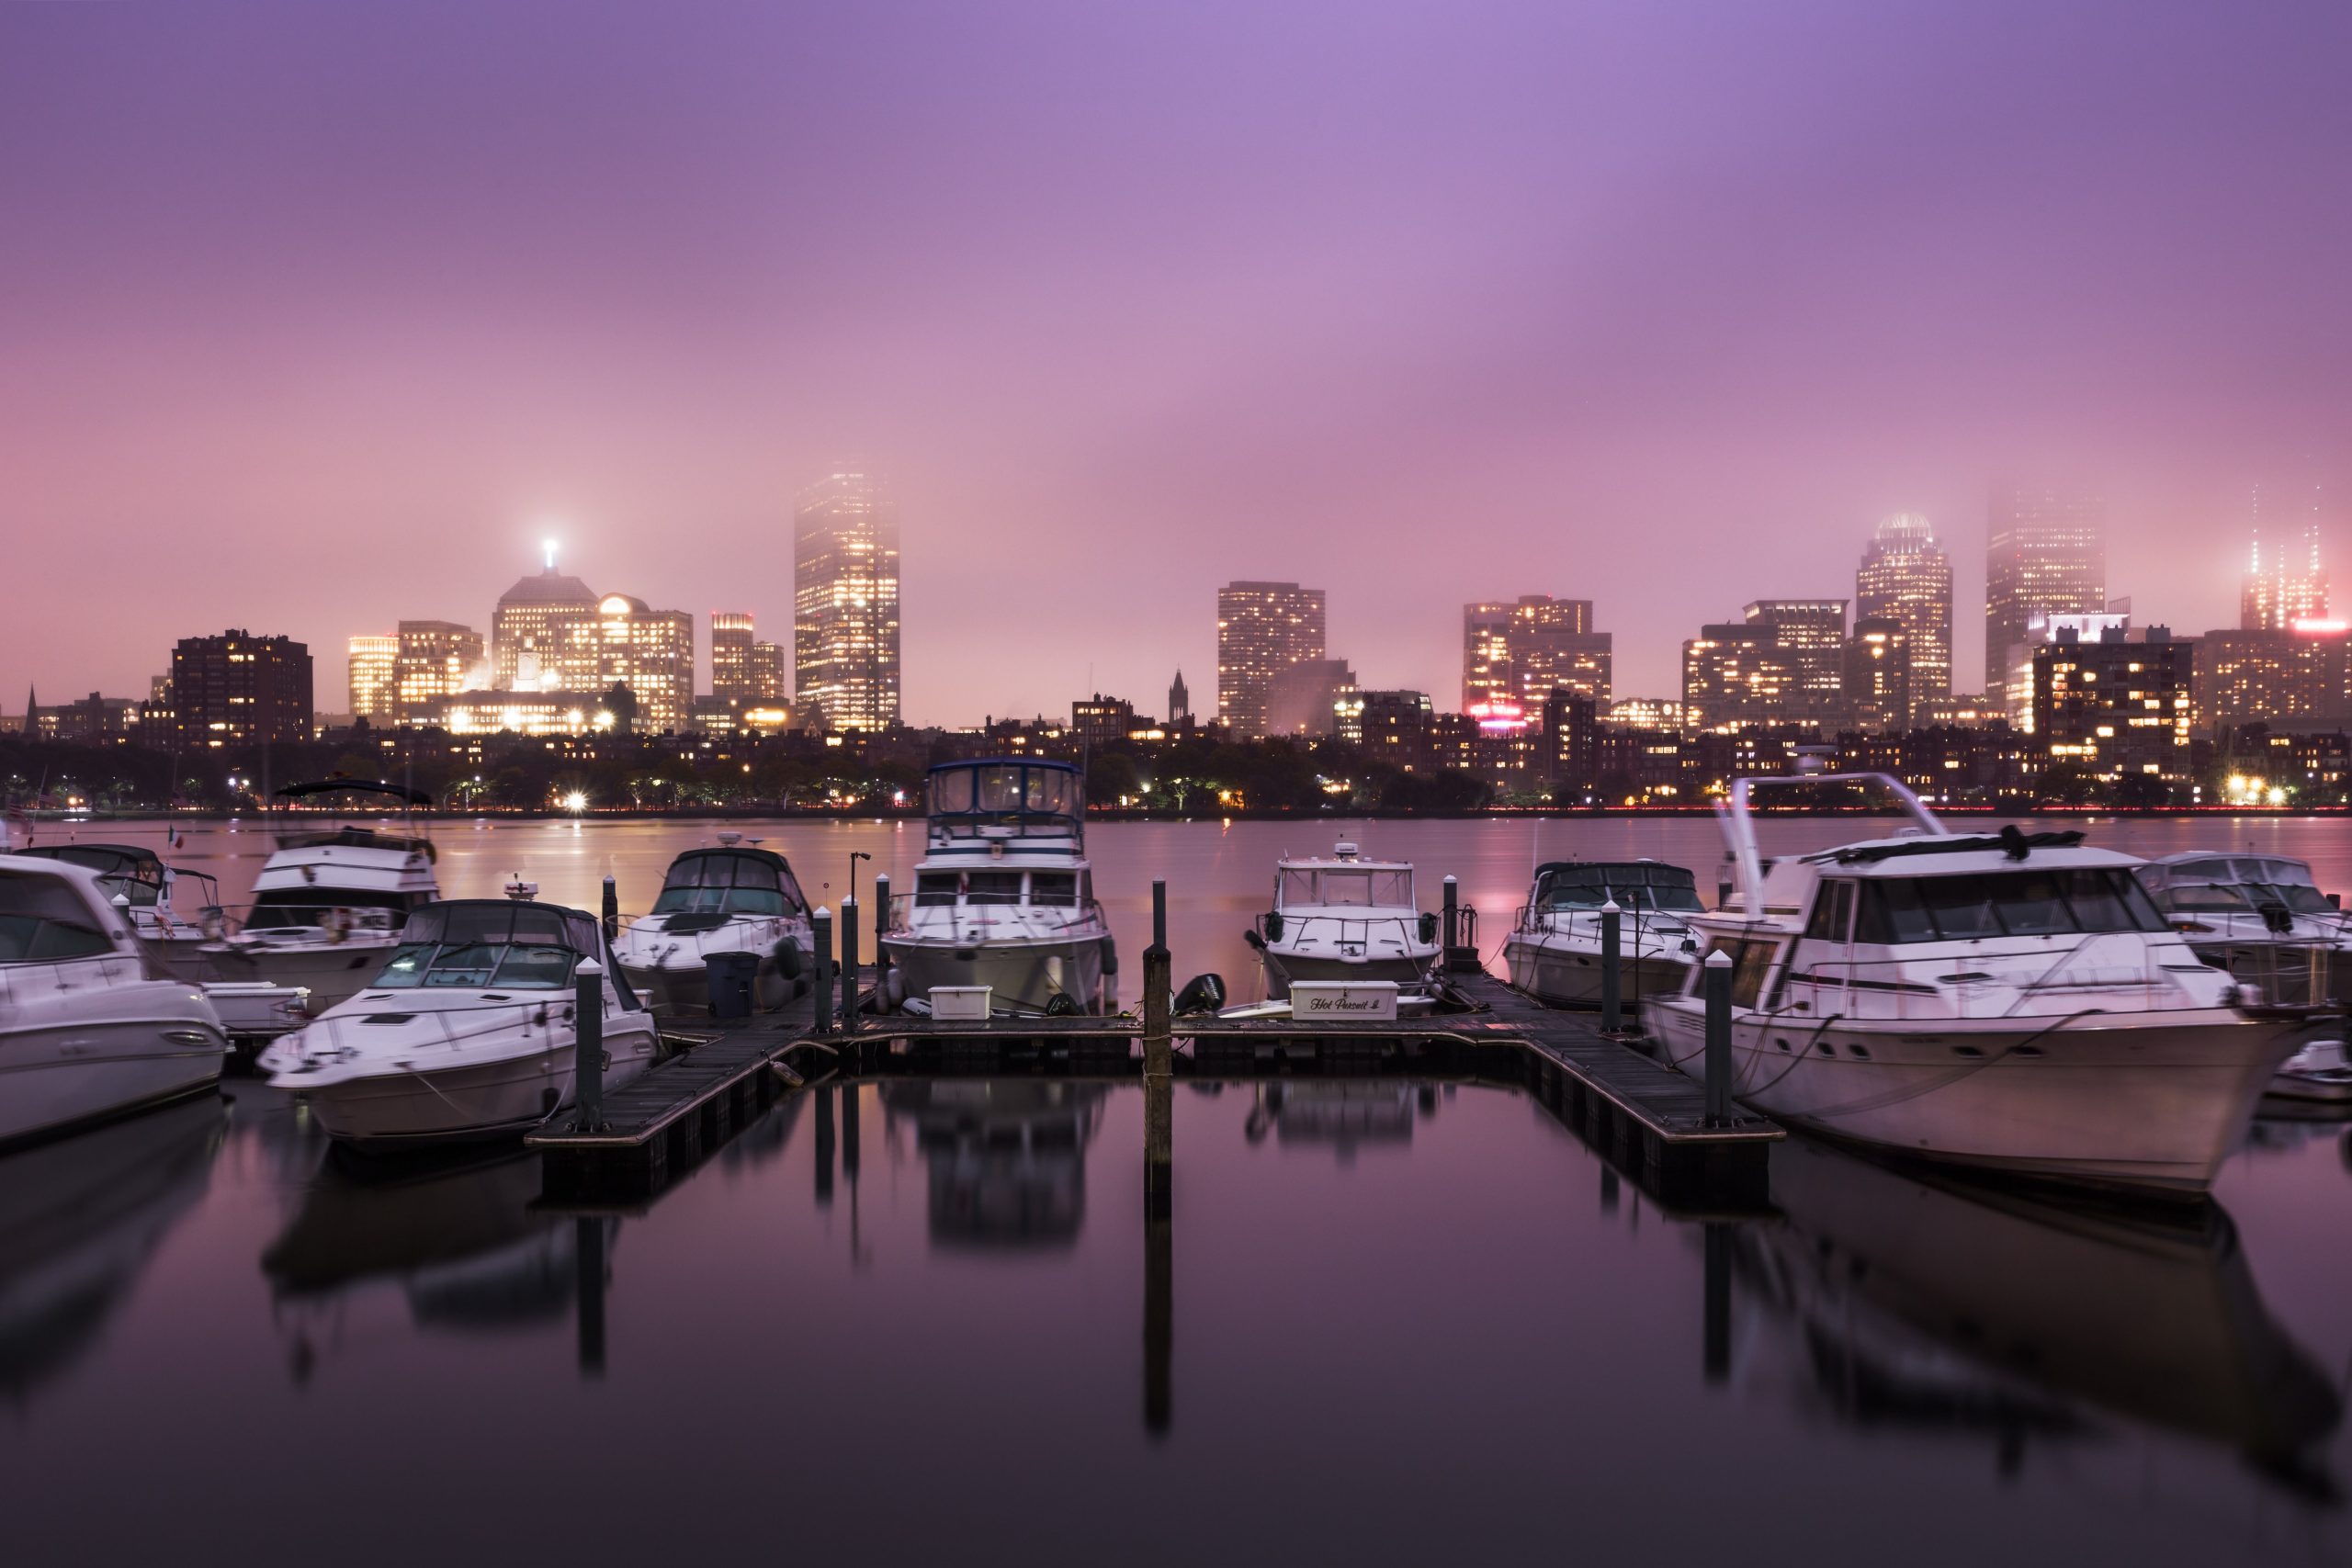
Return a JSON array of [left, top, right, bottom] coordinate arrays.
[[0, 1097, 225, 1404], [1735, 1139, 2342, 1500], [1241, 1080, 1440, 1158], [878, 1082, 1107, 1247]]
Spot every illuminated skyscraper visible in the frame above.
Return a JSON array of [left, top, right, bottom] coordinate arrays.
[[793, 467, 901, 731], [1855, 513, 1952, 702], [170, 630, 312, 747], [710, 612, 757, 700], [1985, 482, 2107, 703], [492, 545, 599, 691], [555, 595, 695, 733], [347, 635, 398, 722], [1681, 624, 1795, 734], [1741, 600, 1846, 716], [1216, 581, 1325, 737], [1461, 596, 1612, 714], [1841, 617, 1912, 731], [2240, 486, 2329, 631], [394, 621, 483, 722]]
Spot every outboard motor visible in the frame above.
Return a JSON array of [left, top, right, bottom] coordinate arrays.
[[1173, 973, 1227, 1015]]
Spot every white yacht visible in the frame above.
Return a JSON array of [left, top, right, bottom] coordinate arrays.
[[1640, 774, 2303, 1196], [1504, 860, 1701, 1007], [1246, 842, 1440, 999], [881, 759, 1112, 1016], [204, 821, 441, 1013], [0, 854, 230, 1147], [613, 837, 814, 1012], [17, 842, 223, 982], [258, 897, 658, 1149], [2135, 852, 2352, 1106]]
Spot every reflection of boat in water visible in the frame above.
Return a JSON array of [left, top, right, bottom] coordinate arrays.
[[1242, 1080, 1433, 1156], [0, 1095, 224, 1403], [879, 1082, 1105, 1247], [1736, 1137, 2341, 1498]]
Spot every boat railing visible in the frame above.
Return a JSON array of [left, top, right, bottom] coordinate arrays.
[[884, 891, 1108, 938], [1513, 899, 1699, 938], [1259, 909, 1439, 954], [1770, 940, 2249, 1022]]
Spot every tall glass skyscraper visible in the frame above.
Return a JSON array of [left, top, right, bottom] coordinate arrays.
[[793, 466, 901, 732], [1855, 513, 1952, 704], [1984, 482, 2107, 704], [1216, 581, 1325, 737], [2240, 485, 2329, 632]]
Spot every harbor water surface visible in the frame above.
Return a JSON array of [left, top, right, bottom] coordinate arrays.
[[5, 817, 2349, 1565]]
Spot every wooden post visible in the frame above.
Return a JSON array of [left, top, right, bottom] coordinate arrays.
[[573, 959, 605, 1133], [1702, 948, 1733, 1126], [811, 908, 834, 1033], [872, 873, 891, 993], [840, 895, 860, 1032], [600, 874, 618, 943], [1143, 879, 1172, 1219], [1442, 874, 1459, 964], [1599, 897, 1623, 1033]]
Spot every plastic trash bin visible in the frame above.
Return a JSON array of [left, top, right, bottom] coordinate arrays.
[[706, 952, 760, 1018]]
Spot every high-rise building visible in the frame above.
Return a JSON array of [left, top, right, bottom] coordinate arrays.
[[1683, 625, 1795, 734], [749, 640, 789, 702], [793, 466, 900, 732], [710, 612, 757, 701], [555, 595, 695, 733], [1856, 513, 1953, 703], [347, 635, 398, 723], [170, 630, 313, 747], [2198, 626, 2351, 728], [395, 621, 483, 723], [1267, 658, 1357, 738], [1742, 600, 1847, 716], [1986, 482, 2107, 703], [1842, 617, 1912, 732], [493, 547, 600, 691], [1338, 689, 1432, 756], [2032, 624, 2193, 784], [1216, 581, 1326, 737], [1461, 596, 1613, 714], [2241, 486, 2329, 632]]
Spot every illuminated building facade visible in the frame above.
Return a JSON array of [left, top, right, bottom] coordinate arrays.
[[1742, 600, 1847, 716], [555, 595, 695, 733], [2240, 487, 2329, 631], [1986, 482, 2107, 703], [347, 635, 398, 722], [1608, 696, 1684, 733], [2196, 626, 2350, 728], [492, 552, 600, 692], [1855, 513, 1952, 701], [415, 690, 616, 738], [710, 612, 757, 700], [1461, 596, 1612, 713], [169, 630, 313, 747], [1339, 688, 1431, 755], [793, 467, 901, 731], [1841, 617, 1911, 732], [1682, 625, 1795, 734], [2030, 625, 2193, 783], [1072, 694, 1138, 747], [395, 621, 483, 723], [1217, 581, 1326, 737]]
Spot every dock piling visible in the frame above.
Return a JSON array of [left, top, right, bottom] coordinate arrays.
[[1442, 875, 1459, 959], [601, 874, 618, 943], [573, 959, 605, 1133], [872, 874, 891, 991], [1143, 878, 1172, 1218], [1702, 948, 1732, 1126], [811, 908, 834, 1033], [841, 895, 860, 1031], [1600, 898, 1623, 1034]]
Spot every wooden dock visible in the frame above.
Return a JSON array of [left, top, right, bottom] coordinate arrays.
[[530, 966, 1781, 1204]]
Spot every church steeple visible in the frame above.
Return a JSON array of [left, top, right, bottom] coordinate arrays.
[[1168, 669, 1190, 725], [21, 683, 35, 741]]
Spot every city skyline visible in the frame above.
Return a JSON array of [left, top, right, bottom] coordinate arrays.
[[3, 4, 2346, 724]]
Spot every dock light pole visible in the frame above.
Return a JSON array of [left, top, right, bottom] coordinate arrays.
[[573, 959, 606, 1134], [840, 895, 860, 1032], [847, 850, 871, 910], [601, 874, 618, 943], [1702, 948, 1733, 1127], [811, 908, 834, 1033], [1599, 898, 1623, 1034]]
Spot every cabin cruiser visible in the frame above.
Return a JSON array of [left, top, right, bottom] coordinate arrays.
[[2135, 852, 2352, 1106], [1505, 860, 1701, 1007], [1246, 842, 1441, 999], [258, 898, 657, 1149], [881, 760, 1112, 1016], [204, 822, 441, 1014], [1640, 775, 2304, 1196], [0, 854, 229, 1147], [16, 842, 223, 982], [613, 837, 813, 1012]]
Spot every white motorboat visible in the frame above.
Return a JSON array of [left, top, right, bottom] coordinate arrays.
[[614, 837, 814, 1012], [2134, 852, 2352, 1107], [1504, 859, 1701, 1007], [17, 842, 224, 982], [0, 854, 229, 1148], [1246, 842, 1440, 999], [204, 820, 441, 1014], [1640, 774, 2304, 1197], [881, 759, 1112, 1016], [258, 898, 658, 1150]]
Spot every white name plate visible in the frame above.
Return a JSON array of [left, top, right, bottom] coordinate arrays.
[[1289, 981, 1399, 1021]]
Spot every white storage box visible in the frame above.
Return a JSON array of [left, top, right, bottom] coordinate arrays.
[[1287, 981, 1399, 1021], [929, 986, 993, 1020]]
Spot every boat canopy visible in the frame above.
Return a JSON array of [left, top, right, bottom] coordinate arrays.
[[652, 847, 808, 916], [1532, 862, 1702, 912], [273, 825, 436, 859], [398, 899, 602, 953], [1278, 864, 1415, 909], [275, 779, 435, 807], [18, 843, 170, 904], [925, 760, 1083, 837], [2136, 853, 2331, 917], [374, 899, 605, 990]]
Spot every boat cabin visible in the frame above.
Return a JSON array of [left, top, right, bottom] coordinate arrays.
[[0, 859, 141, 965], [650, 847, 808, 926], [1529, 861, 1701, 915], [374, 899, 624, 996], [17, 843, 220, 924], [922, 760, 1084, 854], [1275, 845, 1416, 912], [2135, 853, 2335, 923], [910, 866, 1095, 910]]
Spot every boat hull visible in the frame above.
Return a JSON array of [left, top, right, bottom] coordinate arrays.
[[1643, 998, 2300, 1195], [1261, 950, 1436, 998], [1504, 933, 1691, 1008], [620, 953, 798, 1015], [0, 1017, 227, 1150], [203, 940, 400, 1014], [884, 935, 1107, 1015], [290, 1024, 661, 1150]]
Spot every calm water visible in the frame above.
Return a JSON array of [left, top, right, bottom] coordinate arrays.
[[5, 817, 2350, 1565]]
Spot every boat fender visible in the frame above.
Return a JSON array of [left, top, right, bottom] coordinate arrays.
[[881, 968, 909, 1012], [1099, 933, 1119, 977], [774, 935, 805, 980], [1418, 911, 1438, 944], [1262, 911, 1283, 942]]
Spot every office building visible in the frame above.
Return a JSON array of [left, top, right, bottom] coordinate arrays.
[[1462, 596, 1612, 713], [1855, 513, 1953, 702], [1842, 617, 1912, 732], [493, 547, 600, 692], [1072, 694, 1138, 747], [395, 621, 483, 723], [1339, 689, 1432, 756], [169, 630, 313, 747], [1682, 624, 1796, 734], [1986, 481, 2107, 703], [2031, 624, 2193, 783], [1267, 658, 1356, 738], [711, 612, 758, 701], [554, 595, 695, 733], [2197, 626, 2350, 729], [347, 635, 399, 723], [1216, 581, 1326, 737], [793, 466, 901, 731], [2241, 487, 2329, 631], [1743, 600, 1847, 716]]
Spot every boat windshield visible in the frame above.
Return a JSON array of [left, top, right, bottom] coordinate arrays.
[[0, 872, 115, 964], [1280, 867, 1413, 908], [925, 761, 1083, 838], [1854, 868, 2165, 943], [246, 887, 420, 930], [650, 851, 802, 917], [1537, 864, 1702, 913], [2137, 856, 2333, 918], [374, 901, 599, 989]]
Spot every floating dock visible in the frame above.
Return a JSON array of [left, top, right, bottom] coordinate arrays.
[[529, 967, 1781, 1205]]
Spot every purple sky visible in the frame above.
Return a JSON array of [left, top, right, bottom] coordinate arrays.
[[4, 0, 2348, 722]]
